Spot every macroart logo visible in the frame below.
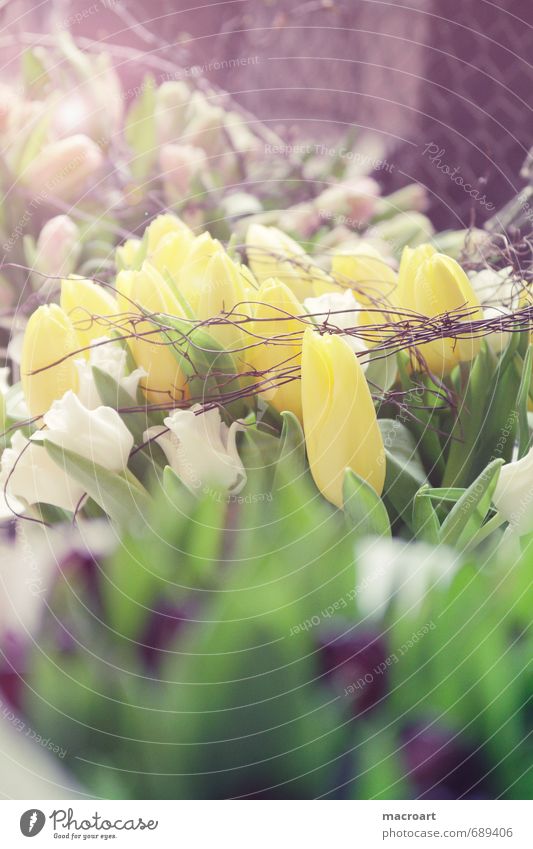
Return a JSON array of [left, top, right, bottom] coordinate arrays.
[[20, 810, 46, 837], [19, 807, 159, 838]]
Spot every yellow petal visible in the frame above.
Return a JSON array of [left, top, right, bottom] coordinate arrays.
[[414, 254, 482, 373], [302, 328, 385, 507], [246, 223, 328, 301], [60, 276, 118, 354], [126, 263, 188, 403], [145, 213, 192, 253], [21, 304, 79, 418], [248, 278, 305, 420]]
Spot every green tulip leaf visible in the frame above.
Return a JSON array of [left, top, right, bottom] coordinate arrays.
[[439, 458, 504, 548], [343, 468, 391, 537], [44, 440, 151, 528], [412, 485, 441, 544]]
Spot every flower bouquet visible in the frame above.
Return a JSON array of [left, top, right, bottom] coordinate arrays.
[[1, 185, 533, 797], [2, 22, 533, 802]]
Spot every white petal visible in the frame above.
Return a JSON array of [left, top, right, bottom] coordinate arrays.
[[145, 405, 246, 495], [493, 448, 533, 536], [38, 391, 133, 473], [0, 431, 84, 514]]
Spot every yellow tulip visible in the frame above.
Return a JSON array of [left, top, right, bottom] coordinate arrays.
[[115, 237, 142, 271], [119, 263, 188, 403], [149, 229, 195, 289], [301, 327, 385, 507], [396, 251, 482, 373], [145, 213, 192, 253], [178, 231, 224, 308], [248, 278, 305, 420], [395, 243, 436, 309], [21, 304, 79, 418], [60, 276, 119, 354], [246, 223, 329, 301], [192, 251, 251, 349], [331, 244, 397, 332]]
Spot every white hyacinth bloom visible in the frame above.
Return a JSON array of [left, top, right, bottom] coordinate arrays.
[[145, 405, 246, 494]]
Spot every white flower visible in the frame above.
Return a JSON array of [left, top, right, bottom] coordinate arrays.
[[492, 447, 533, 537], [470, 266, 519, 355], [75, 337, 146, 410], [355, 538, 459, 620], [304, 290, 369, 368], [0, 430, 84, 516], [145, 405, 246, 494], [36, 391, 134, 473]]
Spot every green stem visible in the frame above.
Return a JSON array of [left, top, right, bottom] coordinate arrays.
[[465, 511, 507, 552]]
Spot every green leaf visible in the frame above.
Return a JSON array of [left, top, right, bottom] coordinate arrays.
[[275, 411, 307, 477], [155, 314, 244, 412], [15, 111, 50, 176], [439, 458, 504, 548], [21, 48, 49, 95], [92, 367, 148, 443], [420, 486, 466, 503], [516, 345, 532, 459], [378, 418, 427, 529], [125, 75, 157, 180], [44, 441, 151, 528], [343, 469, 391, 537], [412, 485, 441, 544]]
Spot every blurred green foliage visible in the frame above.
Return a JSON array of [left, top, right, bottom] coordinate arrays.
[[22, 422, 533, 799]]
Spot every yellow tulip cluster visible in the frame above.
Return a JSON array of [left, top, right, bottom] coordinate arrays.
[[18, 213, 485, 511]]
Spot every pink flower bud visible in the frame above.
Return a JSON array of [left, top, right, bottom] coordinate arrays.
[[160, 144, 209, 202], [35, 215, 80, 279], [21, 134, 103, 202], [316, 177, 380, 229]]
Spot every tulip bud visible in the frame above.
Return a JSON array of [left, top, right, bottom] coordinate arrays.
[[178, 232, 224, 307], [21, 134, 103, 202], [145, 214, 193, 254], [246, 224, 329, 301], [301, 328, 385, 507], [60, 277, 119, 353], [149, 229, 195, 288], [155, 81, 191, 146], [119, 263, 188, 403], [332, 243, 397, 305], [396, 243, 436, 308], [248, 278, 305, 420], [34, 215, 80, 280], [21, 304, 79, 417], [193, 251, 250, 349], [316, 177, 380, 228], [160, 144, 209, 203], [332, 244, 397, 334], [403, 253, 483, 373], [116, 238, 142, 271], [185, 93, 226, 156]]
